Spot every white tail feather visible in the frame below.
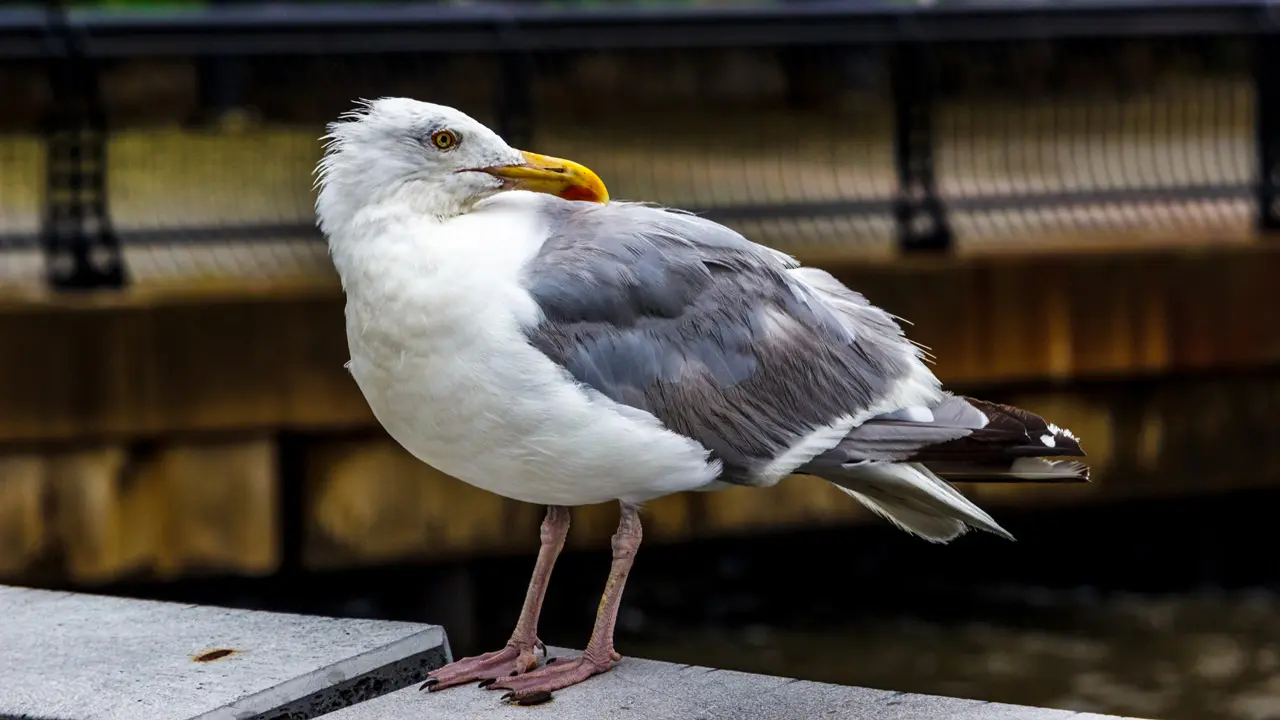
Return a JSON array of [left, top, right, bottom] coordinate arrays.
[[927, 458, 1090, 483], [825, 462, 1015, 543], [831, 485, 969, 543]]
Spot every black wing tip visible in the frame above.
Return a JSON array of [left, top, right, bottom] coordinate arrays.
[[1047, 437, 1087, 458], [1002, 442, 1086, 459], [968, 397, 1088, 458], [1043, 424, 1086, 456]]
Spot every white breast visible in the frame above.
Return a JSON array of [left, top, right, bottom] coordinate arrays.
[[334, 195, 721, 506]]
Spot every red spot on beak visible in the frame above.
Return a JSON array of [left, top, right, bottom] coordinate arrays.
[[559, 185, 603, 203]]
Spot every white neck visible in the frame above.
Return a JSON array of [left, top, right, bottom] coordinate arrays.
[[324, 203, 428, 289], [324, 192, 555, 355]]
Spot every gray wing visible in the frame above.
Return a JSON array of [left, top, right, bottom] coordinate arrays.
[[520, 198, 932, 486]]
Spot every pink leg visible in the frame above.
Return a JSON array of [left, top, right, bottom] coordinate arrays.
[[488, 503, 642, 705], [421, 506, 570, 692]]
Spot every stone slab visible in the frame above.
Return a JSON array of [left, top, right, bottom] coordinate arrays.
[[322, 647, 1151, 720], [0, 584, 450, 720]]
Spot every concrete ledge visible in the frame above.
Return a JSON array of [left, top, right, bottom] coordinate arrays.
[[0, 585, 450, 720], [0, 586, 1149, 720], [324, 646, 1150, 720]]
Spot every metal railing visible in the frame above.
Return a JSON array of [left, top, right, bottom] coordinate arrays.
[[1, 0, 1276, 290]]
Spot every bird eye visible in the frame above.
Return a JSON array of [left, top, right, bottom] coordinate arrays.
[[430, 130, 459, 151]]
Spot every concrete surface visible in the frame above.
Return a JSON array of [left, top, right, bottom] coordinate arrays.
[[322, 646, 1152, 720], [0, 584, 450, 720]]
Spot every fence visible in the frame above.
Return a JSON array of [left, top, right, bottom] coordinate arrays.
[[1, 0, 1276, 291]]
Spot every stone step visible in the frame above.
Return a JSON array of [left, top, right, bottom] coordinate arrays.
[[0, 584, 449, 720]]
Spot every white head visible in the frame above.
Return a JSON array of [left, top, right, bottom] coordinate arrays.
[[315, 97, 608, 234]]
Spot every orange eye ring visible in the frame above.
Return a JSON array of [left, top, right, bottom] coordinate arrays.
[[430, 130, 458, 151]]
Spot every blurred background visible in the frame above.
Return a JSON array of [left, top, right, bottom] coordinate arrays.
[[2, 0, 1280, 718]]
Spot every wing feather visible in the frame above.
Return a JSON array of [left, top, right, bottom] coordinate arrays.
[[519, 198, 939, 486]]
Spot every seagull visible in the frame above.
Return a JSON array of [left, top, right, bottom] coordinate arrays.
[[314, 98, 1089, 705]]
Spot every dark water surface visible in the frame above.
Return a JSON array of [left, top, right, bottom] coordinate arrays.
[[626, 588, 1280, 720]]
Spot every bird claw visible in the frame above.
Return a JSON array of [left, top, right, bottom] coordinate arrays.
[[487, 653, 614, 703], [500, 686, 564, 705], [420, 643, 540, 692]]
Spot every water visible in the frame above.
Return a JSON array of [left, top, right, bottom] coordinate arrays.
[[625, 588, 1280, 720]]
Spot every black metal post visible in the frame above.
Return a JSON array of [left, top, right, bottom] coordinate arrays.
[[496, 51, 534, 149], [495, 21, 534, 149], [41, 1, 126, 290], [196, 0, 250, 127], [891, 41, 952, 253], [1256, 33, 1280, 232]]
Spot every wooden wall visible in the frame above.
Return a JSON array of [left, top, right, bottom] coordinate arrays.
[[1, 242, 1277, 444]]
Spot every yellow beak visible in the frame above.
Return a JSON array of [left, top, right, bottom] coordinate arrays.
[[481, 151, 609, 204]]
